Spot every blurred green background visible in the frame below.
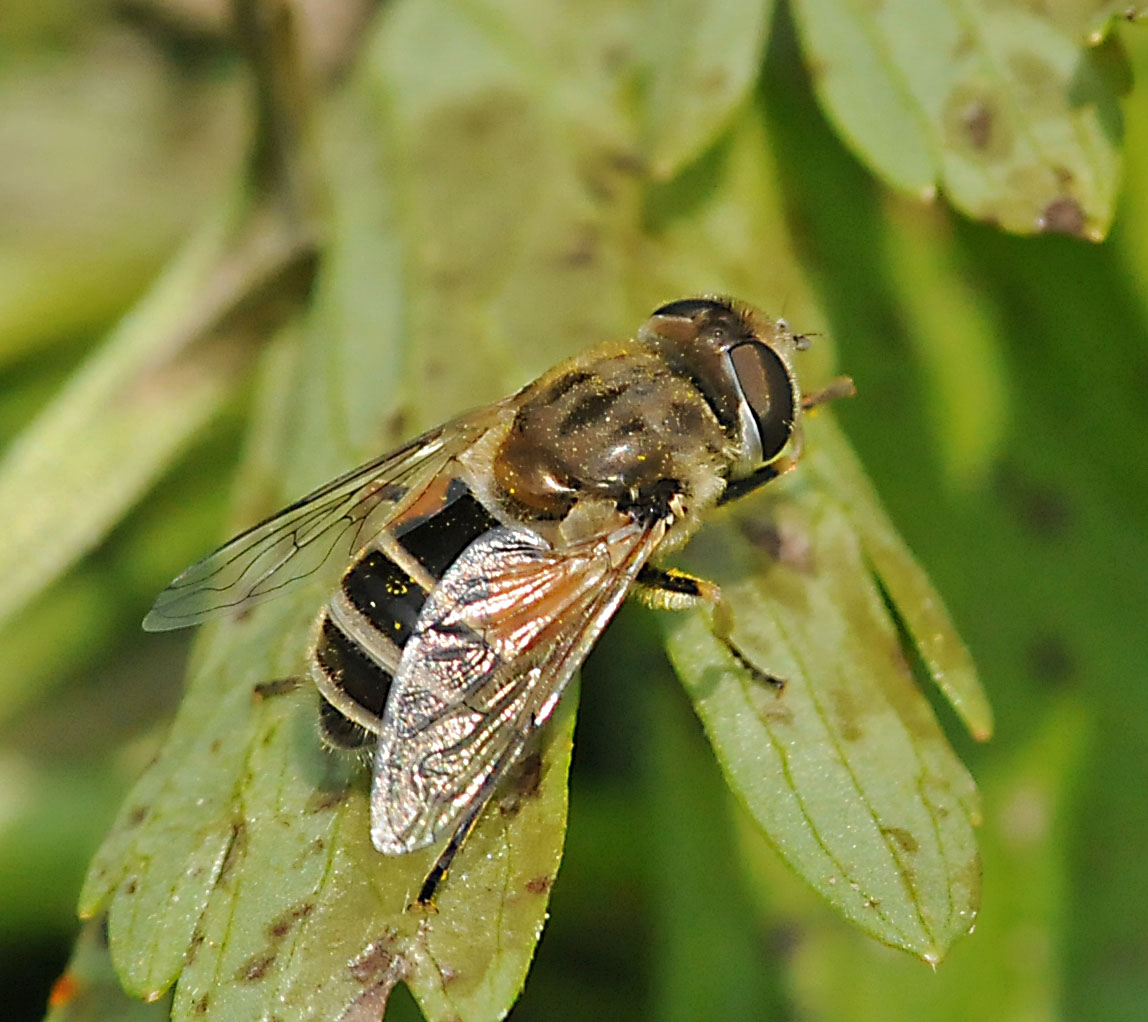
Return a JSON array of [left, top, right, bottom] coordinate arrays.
[[2, 1, 1147, 1020]]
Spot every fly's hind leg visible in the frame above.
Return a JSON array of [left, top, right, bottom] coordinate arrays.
[[415, 735, 532, 907], [417, 797, 487, 907], [635, 566, 786, 694]]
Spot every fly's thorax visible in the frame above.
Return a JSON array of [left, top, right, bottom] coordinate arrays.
[[491, 342, 731, 525]]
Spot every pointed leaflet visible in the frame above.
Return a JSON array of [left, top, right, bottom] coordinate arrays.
[[778, 698, 1087, 1020], [43, 920, 172, 1022], [660, 413, 987, 961], [791, 0, 1123, 238]]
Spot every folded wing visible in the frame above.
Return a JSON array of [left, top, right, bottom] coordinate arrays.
[[371, 517, 667, 855]]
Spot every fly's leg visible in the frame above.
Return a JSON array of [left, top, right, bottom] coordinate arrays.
[[417, 799, 486, 906], [715, 632, 786, 693], [634, 567, 786, 693], [803, 376, 855, 411], [718, 426, 805, 505], [416, 736, 530, 907], [633, 565, 722, 610]]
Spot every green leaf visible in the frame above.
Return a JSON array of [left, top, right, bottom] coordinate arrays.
[[82, 1, 637, 1014], [639, 0, 776, 179], [878, 200, 1009, 488], [359, 0, 638, 412], [0, 209, 313, 632], [43, 919, 172, 1022], [773, 696, 1089, 1021], [0, 45, 243, 365], [791, 0, 1124, 237], [806, 417, 994, 743], [661, 416, 986, 962]]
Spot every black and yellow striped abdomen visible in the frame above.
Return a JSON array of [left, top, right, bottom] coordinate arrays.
[[312, 479, 501, 748]]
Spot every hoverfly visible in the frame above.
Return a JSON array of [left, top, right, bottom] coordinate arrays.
[[144, 297, 853, 904]]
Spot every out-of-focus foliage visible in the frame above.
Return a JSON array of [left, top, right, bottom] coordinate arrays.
[[0, 0, 1146, 1020]]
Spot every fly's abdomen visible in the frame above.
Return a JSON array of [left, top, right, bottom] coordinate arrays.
[[312, 479, 501, 748]]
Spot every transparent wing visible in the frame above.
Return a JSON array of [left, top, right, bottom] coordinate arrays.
[[143, 418, 487, 631], [370, 516, 668, 855]]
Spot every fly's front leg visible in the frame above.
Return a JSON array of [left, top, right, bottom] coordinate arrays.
[[803, 375, 855, 411], [634, 567, 786, 693]]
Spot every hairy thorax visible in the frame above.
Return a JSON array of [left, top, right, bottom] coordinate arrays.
[[491, 344, 731, 545]]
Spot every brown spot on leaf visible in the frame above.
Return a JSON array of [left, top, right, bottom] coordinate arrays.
[[349, 932, 399, 984], [525, 875, 553, 895], [306, 786, 351, 814], [882, 826, 921, 854], [254, 677, 302, 700], [888, 640, 914, 680], [218, 821, 247, 883], [839, 719, 863, 742], [951, 28, 975, 60], [384, 411, 410, 446], [268, 902, 313, 940], [830, 688, 866, 742], [1027, 633, 1077, 686], [128, 805, 148, 827], [123, 878, 138, 896], [995, 463, 1073, 537], [752, 697, 794, 729], [238, 953, 276, 982], [557, 225, 598, 268], [186, 929, 205, 966], [580, 148, 645, 203], [943, 86, 1012, 159], [608, 149, 645, 176], [954, 853, 983, 894], [1038, 196, 1086, 236], [500, 751, 544, 818], [960, 100, 994, 150], [193, 993, 210, 1015], [737, 517, 814, 573]]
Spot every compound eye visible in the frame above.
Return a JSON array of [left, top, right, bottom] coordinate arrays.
[[728, 341, 796, 461], [651, 298, 732, 319]]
